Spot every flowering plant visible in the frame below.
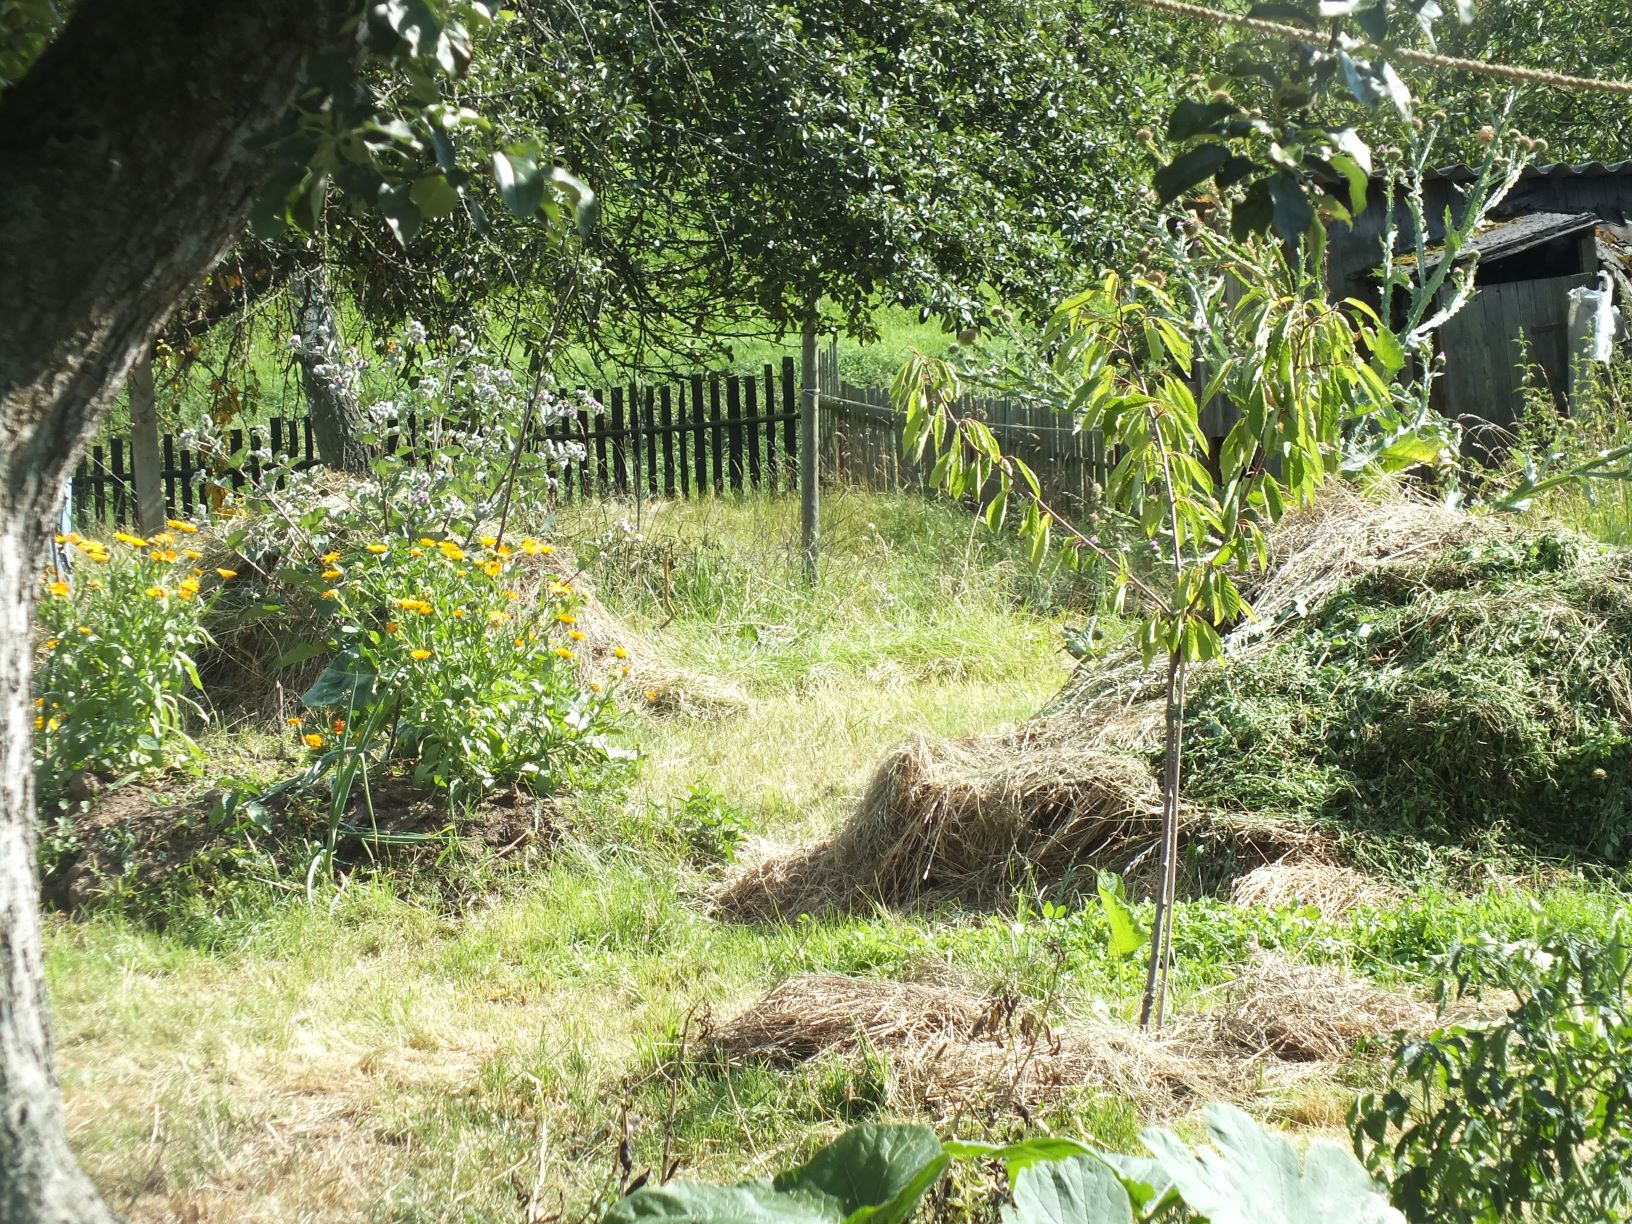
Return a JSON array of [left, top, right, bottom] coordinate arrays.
[[33, 523, 226, 797]]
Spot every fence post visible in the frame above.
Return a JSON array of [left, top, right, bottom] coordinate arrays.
[[128, 352, 164, 533], [800, 309, 820, 584]]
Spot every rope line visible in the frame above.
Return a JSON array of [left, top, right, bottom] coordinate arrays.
[[1129, 0, 1632, 97]]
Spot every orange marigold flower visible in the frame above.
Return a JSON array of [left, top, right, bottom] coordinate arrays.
[[332, 719, 346, 735], [385, 621, 399, 634], [321, 588, 338, 600], [303, 732, 324, 749]]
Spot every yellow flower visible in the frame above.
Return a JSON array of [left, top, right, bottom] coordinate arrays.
[[167, 519, 199, 533], [521, 538, 541, 555], [410, 547, 424, 557], [496, 544, 513, 558], [569, 629, 586, 641], [645, 689, 658, 701], [145, 586, 167, 599], [47, 580, 69, 598], [34, 716, 44, 731], [410, 649, 432, 661], [286, 716, 303, 726], [216, 568, 237, 579], [322, 566, 343, 579], [539, 543, 555, 555], [46, 717, 59, 732], [418, 537, 437, 548], [513, 637, 525, 648], [487, 610, 507, 626], [76, 625, 91, 635], [150, 532, 175, 546], [439, 543, 465, 562], [479, 535, 497, 548], [503, 590, 519, 601], [303, 732, 324, 749], [590, 681, 603, 693], [41, 639, 58, 652], [33, 697, 44, 708], [621, 665, 631, 677], [149, 548, 179, 563], [320, 550, 341, 564], [451, 607, 467, 619], [557, 612, 576, 625], [183, 548, 203, 560], [548, 580, 571, 597], [482, 560, 502, 578], [113, 531, 148, 547], [613, 646, 628, 659], [321, 588, 338, 600], [366, 542, 388, 555], [555, 646, 576, 661]]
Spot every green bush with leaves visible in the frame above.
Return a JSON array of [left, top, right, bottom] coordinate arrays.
[[1354, 932, 1632, 1223], [32, 524, 225, 798], [292, 531, 632, 809], [605, 1104, 1401, 1223]]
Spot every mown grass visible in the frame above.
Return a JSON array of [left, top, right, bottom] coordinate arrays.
[[42, 487, 1632, 1222]]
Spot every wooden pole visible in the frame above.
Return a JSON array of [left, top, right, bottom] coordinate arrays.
[[128, 350, 164, 533], [800, 308, 820, 584]]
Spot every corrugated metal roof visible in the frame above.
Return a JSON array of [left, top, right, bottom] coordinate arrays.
[[1424, 159, 1632, 183]]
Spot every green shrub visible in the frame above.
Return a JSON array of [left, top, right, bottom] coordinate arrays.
[[1354, 932, 1632, 1223], [33, 523, 223, 797], [295, 531, 633, 805]]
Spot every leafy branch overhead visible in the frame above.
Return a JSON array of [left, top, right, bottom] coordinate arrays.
[[1154, 0, 1481, 242], [252, 0, 594, 246]]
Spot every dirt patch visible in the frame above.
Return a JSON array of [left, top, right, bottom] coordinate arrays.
[[41, 772, 563, 914]]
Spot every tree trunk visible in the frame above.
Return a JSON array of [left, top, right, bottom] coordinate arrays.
[[294, 256, 370, 474], [0, 4, 353, 1220]]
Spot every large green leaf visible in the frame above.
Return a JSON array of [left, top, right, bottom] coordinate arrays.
[[1000, 1155, 1134, 1224], [1097, 871, 1147, 960], [1141, 1104, 1404, 1224], [300, 648, 379, 710], [777, 1124, 949, 1224], [609, 1126, 947, 1224]]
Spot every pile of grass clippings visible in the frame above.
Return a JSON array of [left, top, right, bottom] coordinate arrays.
[[720, 487, 1632, 917]]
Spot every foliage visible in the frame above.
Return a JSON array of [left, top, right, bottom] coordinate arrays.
[[1180, 528, 1632, 864], [663, 783, 750, 867], [1496, 359, 1632, 535], [32, 525, 223, 799], [291, 531, 630, 809], [607, 1105, 1399, 1223], [1354, 932, 1632, 1223]]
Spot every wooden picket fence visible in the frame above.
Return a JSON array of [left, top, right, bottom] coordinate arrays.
[[69, 357, 1114, 528], [820, 379, 1108, 512]]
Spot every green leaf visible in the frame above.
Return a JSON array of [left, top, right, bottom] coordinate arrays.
[[777, 1124, 948, 1224], [1097, 871, 1148, 960], [1370, 324, 1406, 375], [1141, 1104, 1403, 1224], [1266, 173, 1315, 245], [301, 648, 379, 710], [604, 1182, 832, 1223], [943, 1138, 1094, 1181], [1167, 100, 1236, 142], [409, 172, 462, 219], [492, 145, 545, 217], [1155, 144, 1231, 203], [1001, 1155, 1134, 1224]]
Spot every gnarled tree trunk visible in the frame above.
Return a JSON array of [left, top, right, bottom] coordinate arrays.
[[0, 3, 352, 1220], [294, 254, 371, 473]]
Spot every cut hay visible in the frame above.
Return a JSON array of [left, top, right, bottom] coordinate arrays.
[[704, 974, 1251, 1121], [720, 485, 1632, 918], [1228, 857, 1401, 920], [1209, 954, 1435, 1063]]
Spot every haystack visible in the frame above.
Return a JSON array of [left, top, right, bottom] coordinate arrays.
[[704, 974, 1249, 1120], [703, 958, 1430, 1121], [719, 486, 1632, 919]]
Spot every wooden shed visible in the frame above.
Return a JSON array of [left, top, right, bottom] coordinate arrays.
[[1327, 160, 1632, 432]]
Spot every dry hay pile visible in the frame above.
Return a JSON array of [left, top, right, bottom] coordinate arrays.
[[1208, 953, 1435, 1062], [718, 485, 1632, 919], [704, 959, 1430, 1122], [704, 974, 1247, 1121]]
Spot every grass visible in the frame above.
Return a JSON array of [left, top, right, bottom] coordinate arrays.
[[39, 486, 1632, 1222]]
